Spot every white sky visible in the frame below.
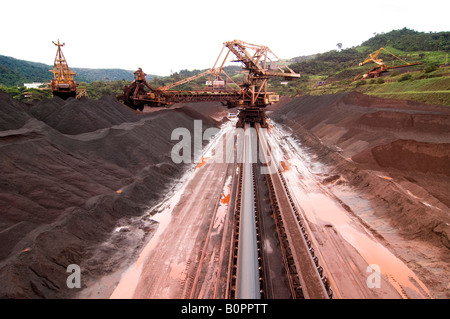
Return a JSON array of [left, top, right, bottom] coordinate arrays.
[[1, 0, 449, 76]]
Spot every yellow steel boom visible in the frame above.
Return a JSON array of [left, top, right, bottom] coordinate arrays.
[[355, 47, 422, 80]]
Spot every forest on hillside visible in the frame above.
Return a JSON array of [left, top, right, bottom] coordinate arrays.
[[289, 28, 450, 77], [361, 28, 450, 52], [1, 28, 449, 103], [0, 55, 140, 87]]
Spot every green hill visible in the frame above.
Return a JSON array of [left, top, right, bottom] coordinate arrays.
[[273, 28, 450, 105], [0, 55, 52, 86], [287, 28, 449, 78], [74, 67, 144, 83], [361, 28, 450, 52], [0, 54, 155, 86], [2, 28, 449, 105]]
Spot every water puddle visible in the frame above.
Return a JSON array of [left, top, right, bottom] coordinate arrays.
[[109, 180, 184, 298], [337, 222, 431, 298], [110, 120, 234, 299]]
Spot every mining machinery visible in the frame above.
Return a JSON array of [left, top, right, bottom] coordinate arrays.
[[354, 47, 422, 80], [49, 40, 77, 99], [118, 40, 300, 127]]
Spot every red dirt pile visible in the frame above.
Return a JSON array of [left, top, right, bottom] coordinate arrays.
[[0, 92, 218, 298], [270, 92, 450, 298], [269, 92, 450, 248]]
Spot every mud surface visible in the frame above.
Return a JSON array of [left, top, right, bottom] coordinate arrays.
[[1, 90, 449, 299], [269, 91, 450, 298], [0, 92, 218, 298]]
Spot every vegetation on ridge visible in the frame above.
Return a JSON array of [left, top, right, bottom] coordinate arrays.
[[1, 28, 449, 105], [272, 28, 450, 105]]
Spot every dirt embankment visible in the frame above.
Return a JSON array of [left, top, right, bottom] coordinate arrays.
[[269, 92, 450, 249], [167, 101, 231, 123], [0, 92, 218, 298]]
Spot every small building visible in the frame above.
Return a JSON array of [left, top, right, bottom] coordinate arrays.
[[24, 82, 45, 89]]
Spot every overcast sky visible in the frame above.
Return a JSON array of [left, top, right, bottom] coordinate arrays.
[[1, 0, 449, 76]]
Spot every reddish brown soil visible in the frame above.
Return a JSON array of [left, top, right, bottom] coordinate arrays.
[[269, 91, 450, 298]]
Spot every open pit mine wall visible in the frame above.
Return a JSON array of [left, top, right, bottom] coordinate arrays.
[[269, 92, 450, 250]]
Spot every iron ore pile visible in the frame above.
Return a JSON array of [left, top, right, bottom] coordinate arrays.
[[268, 92, 450, 298], [0, 92, 219, 298], [271, 92, 450, 248], [269, 92, 450, 248]]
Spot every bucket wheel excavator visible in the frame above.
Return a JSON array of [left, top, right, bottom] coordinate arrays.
[[49, 40, 78, 99], [118, 40, 300, 127]]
